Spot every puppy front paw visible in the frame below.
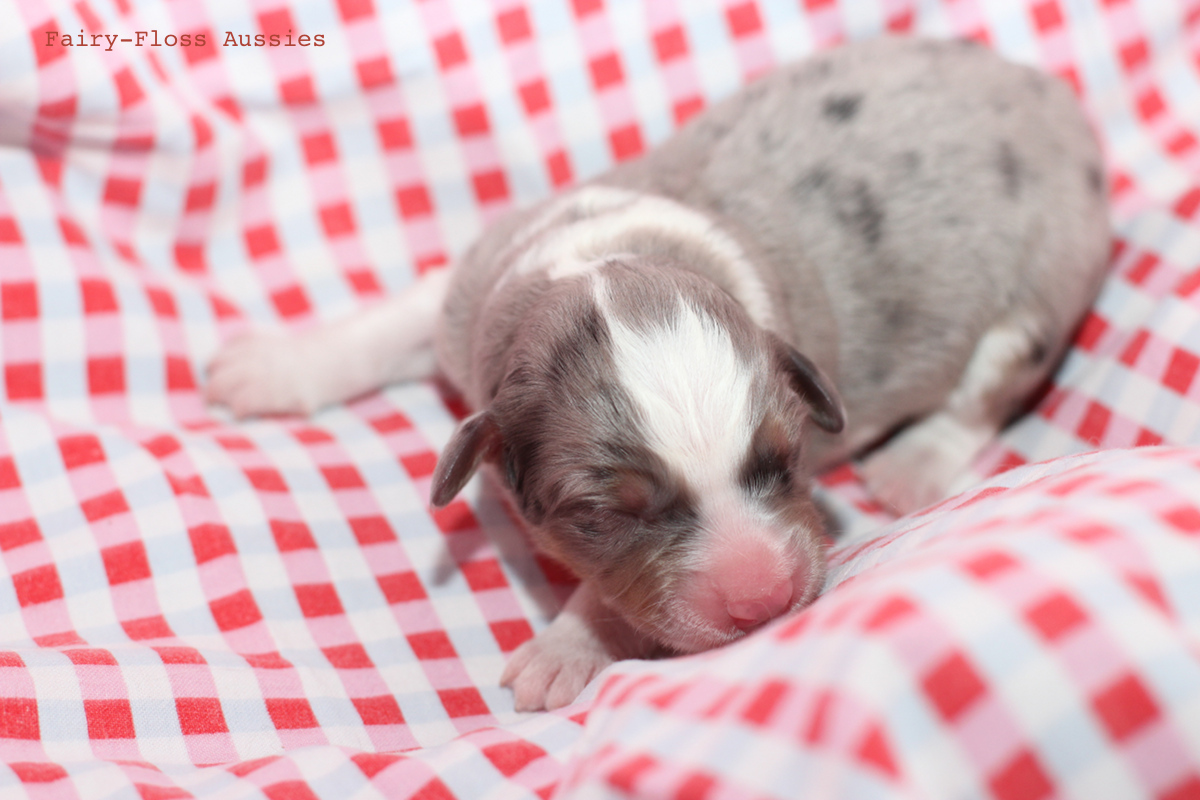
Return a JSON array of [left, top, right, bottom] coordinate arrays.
[[205, 329, 324, 418], [500, 622, 615, 712]]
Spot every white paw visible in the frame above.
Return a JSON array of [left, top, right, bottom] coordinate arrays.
[[205, 329, 324, 418], [860, 412, 989, 515], [500, 620, 615, 712]]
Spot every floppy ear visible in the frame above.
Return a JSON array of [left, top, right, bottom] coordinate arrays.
[[430, 410, 501, 507], [777, 342, 846, 434]]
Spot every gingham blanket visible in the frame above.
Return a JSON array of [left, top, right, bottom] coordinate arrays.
[[1, 0, 1199, 797]]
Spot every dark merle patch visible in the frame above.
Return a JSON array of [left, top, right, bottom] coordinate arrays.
[[822, 93, 862, 122], [791, 169, 886, 249], [791, 167, 831, 198], [1086, 163, 1104, 196], [997, 141, 1022, 199], [835, 179, 885, 248], [881, 299, 913, 331], [866, 357, 892, 386], [758, 128, 782, 151], [1029, 339, 1049, 365], [896, 150, 922, 174]]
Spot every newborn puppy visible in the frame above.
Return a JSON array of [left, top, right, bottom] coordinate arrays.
[[206, 37, 1111, 711]]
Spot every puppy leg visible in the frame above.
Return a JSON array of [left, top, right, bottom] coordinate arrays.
[[861, 317, 1052, 515], [501, 581, 658, 712], [206, 269, 451, 418]]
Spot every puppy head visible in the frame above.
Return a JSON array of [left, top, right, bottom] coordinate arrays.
[[431, 261, 844, 653]]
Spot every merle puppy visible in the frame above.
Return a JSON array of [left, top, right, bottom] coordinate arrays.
[[206, 37, 1111, 711]]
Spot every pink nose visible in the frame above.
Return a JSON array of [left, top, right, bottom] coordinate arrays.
[[726, 578, 795, 630]]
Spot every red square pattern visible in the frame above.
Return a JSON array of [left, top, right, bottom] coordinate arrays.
[[6, 363, 42, 400], [653, 27, 688, 62], [378, 571, 426, 604], [319, 203, 355, 238], [490, 619, 533, 652], [483, 740, 546, 777], [337, 0, 373, 22], [0, 218, 21, 244], [14, 565, 64, 606], [990, 750, 1054, 800], [210, 589, 263, 631], [378, 118, 412, 149], [10, 762, 65, 782], [189, 523, 237, 564], [357, 57, 393, 89], [408, 630, 456, 660], [321, 464, 364, 489], [103, 177, 141, 207], [1163, 349, 1199, 395], [113, 67, 144, 108], [123, 615, 173, 640], [271, 519, 315, 551], [473, 170, 509, 204], [0, 456, 17, 489], [434, 33, 467, 70], [460, 559, 507, 591], [453, 104, 490, 137], [497, 8, 531, 43], [87, 357, 126, 394], [922, 652, 987, 722], [519, 80, 550, 115], [84, 699, 136, 739], [0, 519, 41, 551], [265, 698, 319, 729], [80, 279, 118, 313], [81, 490, 130, 523], [726, 2, 763, 36], [437, 687, 489, 718], [589, 53, 623, 90], [353, 695, 404, 725], [610, 125, 643, 160], [294, 584, 344, 617], [245, 225, 281, 259], [322, 643, 373, 669], [2, 282, 38, 320], [1093, 674, 1159, 741], [396, 186, 433, 219], [59, 434, 105, 469], [348, 516, 394, 545], [1025, 592, 1088, 641], [175, 697, 228, 735], [301, 132, 336, 165], [101, 541, 152, 584], [182, 28, 218, 65], [0, 698, 39, 739]]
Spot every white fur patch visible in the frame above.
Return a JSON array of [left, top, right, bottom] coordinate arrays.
[[594, 277, 759, 495], [506, 187, 775, 329]]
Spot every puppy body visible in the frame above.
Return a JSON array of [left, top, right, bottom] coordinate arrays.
[[206, 38, 1111, 711]]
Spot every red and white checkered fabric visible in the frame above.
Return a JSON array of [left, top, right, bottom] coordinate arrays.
[[0, 0, 1199, 797]]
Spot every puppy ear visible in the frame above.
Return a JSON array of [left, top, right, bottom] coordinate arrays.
[[430, 410, 501, 507], [777, 342, 846, 434]]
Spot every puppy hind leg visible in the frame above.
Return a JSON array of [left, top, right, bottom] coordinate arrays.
[[860, 317, 1053, 515], [205, 269, 452, 418]]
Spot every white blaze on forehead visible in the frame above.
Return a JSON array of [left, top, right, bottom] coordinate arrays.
[[593, 277, 760, 491], [501, 187, 775, 329]]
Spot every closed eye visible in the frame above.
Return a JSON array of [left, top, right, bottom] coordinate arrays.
[[741, 449, 792, 494]]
